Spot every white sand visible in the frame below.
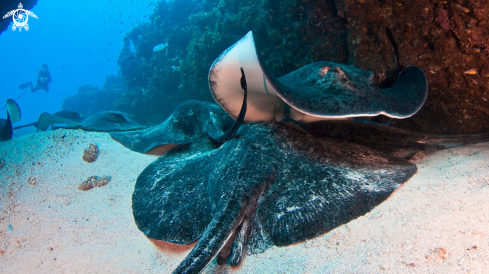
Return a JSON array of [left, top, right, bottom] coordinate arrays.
[[1, 129, 488, 273]]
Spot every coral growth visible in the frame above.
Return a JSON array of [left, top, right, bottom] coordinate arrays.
[[82, 144, 99, 163], [78, 176, 111, 191]]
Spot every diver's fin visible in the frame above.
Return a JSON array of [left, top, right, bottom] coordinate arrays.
[[6, 99, 21, 124], [18, 81, 32, 90], [206, 67, 247, 145]]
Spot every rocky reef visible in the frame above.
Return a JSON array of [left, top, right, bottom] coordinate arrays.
[[63, 0, 489, 134], [0, 0, 38, 36]]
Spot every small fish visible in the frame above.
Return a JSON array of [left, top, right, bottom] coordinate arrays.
[[464, 69, 477, 75], [153, 42, 169, 52], [457, 4, 470, 13], [465, 29, 471, 33]]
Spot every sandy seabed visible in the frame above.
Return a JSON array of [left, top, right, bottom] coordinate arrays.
[[0, 129, 488, 273]]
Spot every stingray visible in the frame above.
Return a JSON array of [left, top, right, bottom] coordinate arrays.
[[14, 110, 84, 131], [54, 111, 145, 132], [108, 67, 489, 273], [209, 31, 428, 123], [110, 101, 230, 154], [0, 99, 21, 142]]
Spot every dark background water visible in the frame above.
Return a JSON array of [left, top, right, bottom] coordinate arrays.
[[0, 0, 154, 134]]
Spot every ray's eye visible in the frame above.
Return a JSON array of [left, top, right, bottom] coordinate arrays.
[[318, 66, 331, 77], [332, 66, 349, 83]]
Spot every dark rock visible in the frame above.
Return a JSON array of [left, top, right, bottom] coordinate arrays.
[[62, 76, 126, 119]]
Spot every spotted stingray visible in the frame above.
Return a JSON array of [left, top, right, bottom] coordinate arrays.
[[209, 31, 428, 123]]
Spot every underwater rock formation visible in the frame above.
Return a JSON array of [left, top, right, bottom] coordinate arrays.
[[62, 78, 119, 118], [0, 0, 38, 36], [62, 75, 162, 125], [334, 0, 489, 134]]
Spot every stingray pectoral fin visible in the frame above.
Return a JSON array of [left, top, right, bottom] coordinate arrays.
[[381, 65, 428, 118], [6, 99, 21, 124], [209, 31, 286, 123], [37, 112, 54, 131], [132, 147, 214, 244], [0, 113, 12, 142], [257, 125, 417, 246], [1, 99, 20, 141]]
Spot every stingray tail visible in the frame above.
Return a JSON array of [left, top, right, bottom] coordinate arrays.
[[417, 133, 489, 145], [13, 121, 38, 130], [386, 27, 401, 71], [172, 199, 245, 274], [206, 67, 247, 145], [381, 66, 428, 118]]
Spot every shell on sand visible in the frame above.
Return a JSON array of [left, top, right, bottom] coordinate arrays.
[[82, 144, 99, 163]]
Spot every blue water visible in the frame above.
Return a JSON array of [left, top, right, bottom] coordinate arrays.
[[0, 0, 154, 134]]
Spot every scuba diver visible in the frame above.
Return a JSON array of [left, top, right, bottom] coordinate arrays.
[[18, 64, 52, 93]]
